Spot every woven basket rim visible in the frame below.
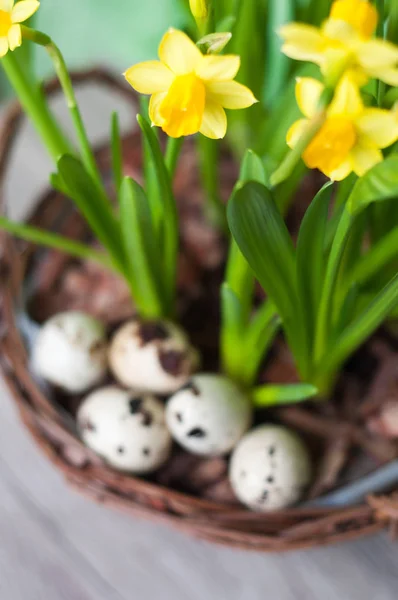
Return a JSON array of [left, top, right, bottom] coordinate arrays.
[[0, 68, 394, 552]]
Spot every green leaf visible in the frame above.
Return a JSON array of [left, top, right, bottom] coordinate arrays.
[[49, 171, 69, 196], [165, 137, 183, 178], [314, 209, 353, 363], [348, 226, 398, 288], [227, 181, 306, 367], [243, 302, 281, 385], [333, 173, 357, 211], [305, 0, 330, 25], [321, 273, 398, 376], [228, 181, 296, 319], [137, 115, 178, 311], [119, 177, 164, 318], [111, 111, 123, 193], [239, 149, 267, 185], [225, 149, 266, 321], [216, 15, 236, 32], [0, 216, 111, 269], [296, 182, 333, 350], [253, 383, 318, 407], [57, 154, 125, 271], [221, 150, 268, 384], [139, 100, 161, 237], [334, 284, 359, 336], [264, 0, 295, 106], [332, 211, 368, 328], [347, 155, 398, 215], [225, 240, 254, 323], [220, 283, 245, 382]]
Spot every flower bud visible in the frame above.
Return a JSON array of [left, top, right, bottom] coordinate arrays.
[[189, 0, 209, 23], [197, 32, 232, 55]]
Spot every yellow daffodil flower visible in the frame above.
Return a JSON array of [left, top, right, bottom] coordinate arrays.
[[287, 75, 398, 180], [280, 0, 398, 86], [0, 0, 40, 57], [124, 28, 257, 139]]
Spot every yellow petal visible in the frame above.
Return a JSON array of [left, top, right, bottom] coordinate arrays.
[[350, 144, 383, 176], [0, 36, 8, 56], [328, 74, 363, 117], [327, 159, 353, 181], [199, 100, 227, 139], [279, 23, 324, 64], [159, 28, 202, 75], [356, 39, 398, 69], [196, 54, 240, 81], [8, 22, 20, 50], [124, 61, 174, 94], [11, 0, 39, 23], [0, 1, 13, 11], [356, 108, 398, 149], [367, 66, 398, 86], [286, 119, 308, 148], [149, 92, 167, 127], [322, 18, 359, 43], [206, 80, 257, 109], [321, 47, 354, 82], [295, 77, 324, 118]]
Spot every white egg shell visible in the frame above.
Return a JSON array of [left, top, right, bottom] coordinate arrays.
[[229, 425, 312, 511], [166, 374, 252, 456], [77, 386, 172, 473], [109, 318, 199, 394], [32, 311, 107, 394]]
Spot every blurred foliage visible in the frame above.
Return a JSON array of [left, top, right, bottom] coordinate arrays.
[[0, 0, 184, 98]]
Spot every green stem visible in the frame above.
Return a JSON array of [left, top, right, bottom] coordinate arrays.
[[314, 208, 354, 364], [204, 0, 215, 35], [21, 26, 103, 189], [1, 52, 71, 160], [344, 226, 398, 290], [387, 0, 398, 44], [198, 135, 227, 232], [165, 137, 183, 179], [377, 0, 386, 105], [319, 273, 398, 379], [311, 370, 338, 400], [111, 112, 123, 193], [269, 85, 336, 188], [0, 216, 114, 270], [269, 110, 325, 188]]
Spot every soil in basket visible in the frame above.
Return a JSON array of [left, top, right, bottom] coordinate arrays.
[[27, 134, 398, 505]]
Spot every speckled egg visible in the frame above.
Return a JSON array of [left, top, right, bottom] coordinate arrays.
[[166, 374, 252, 456], [229, 425, 312, 511], [108, 318, 199, 394], [32, 311, 107, 394], [77, 386, 172, 473]]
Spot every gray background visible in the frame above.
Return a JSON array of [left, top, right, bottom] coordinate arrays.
[[1, 78, 398, 600]]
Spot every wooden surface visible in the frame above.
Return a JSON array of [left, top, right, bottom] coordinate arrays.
[[1, 81, 398, 600]]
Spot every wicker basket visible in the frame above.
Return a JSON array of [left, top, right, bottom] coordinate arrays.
[[0, 69, 395, 552]]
